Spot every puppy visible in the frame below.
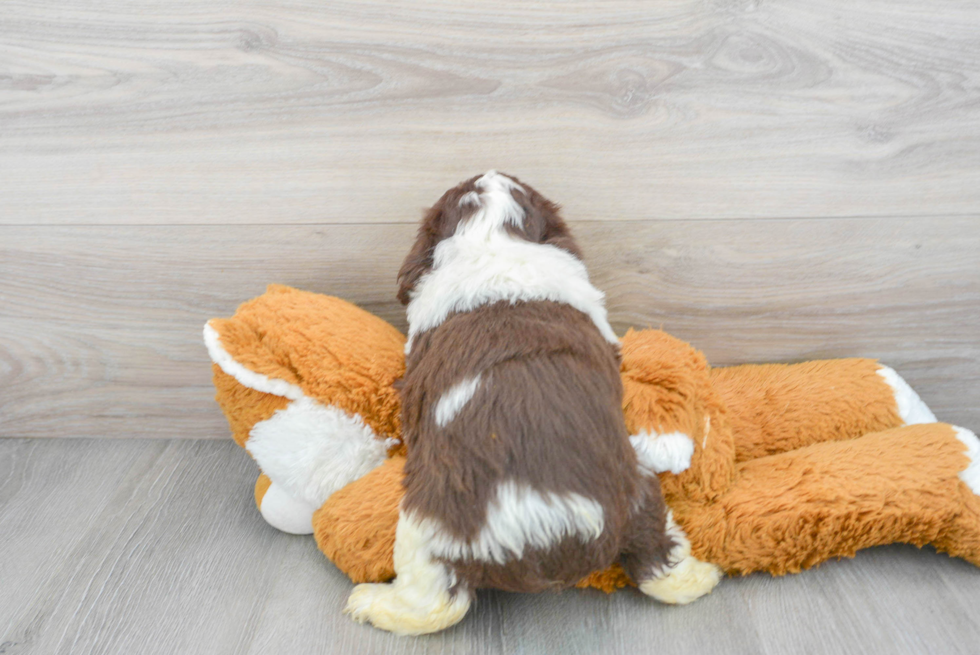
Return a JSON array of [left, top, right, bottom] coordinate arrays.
[[345, 171, 719, 635]]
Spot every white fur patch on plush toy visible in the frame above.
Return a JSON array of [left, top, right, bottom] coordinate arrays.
[[247, 397, 391, 508], [630, 431, 695, 475], [954, 426, 980, 495], [877, 366, 936, 425]]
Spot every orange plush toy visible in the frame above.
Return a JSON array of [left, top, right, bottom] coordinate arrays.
[[205, 285, 980, 592]]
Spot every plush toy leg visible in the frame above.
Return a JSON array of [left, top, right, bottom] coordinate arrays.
[[314, 457, 404, 584], [934, 426, 980, 566], [345, 511, 472, 636], [675, 423, 977, 574], [710, 359, 931, 462]]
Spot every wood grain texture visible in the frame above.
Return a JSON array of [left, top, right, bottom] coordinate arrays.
[[2, 438, 980, 655], [2, 0, 980, 224], [0, 438, 282, 654], [1, 217, 977, 439]]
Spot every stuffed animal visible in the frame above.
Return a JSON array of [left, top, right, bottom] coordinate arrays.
[[205, 284, 980, 598]]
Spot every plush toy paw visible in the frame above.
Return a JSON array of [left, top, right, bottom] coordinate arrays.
[[639, 556, 722, 605], [877, 366, 937, 425], [258, 481, 318, 535], [954, 426, 980, 494], [344, 581, 472, 636]]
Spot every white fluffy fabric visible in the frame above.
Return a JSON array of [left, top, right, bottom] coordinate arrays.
[[631, 430, 695, 475], [876, 366, 937, 425], [404, 171, 618, 353], [954, 426, 980, 496], [259, 482, 318, 535], [433, 375, 483, 427], [411, 481, 605, 565], [246, 396, 390, 507], [203, 322, 304, 400]]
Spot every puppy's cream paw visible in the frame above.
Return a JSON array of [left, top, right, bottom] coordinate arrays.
[[344, 582, 471, 636], [344, 583, 388, 624], [639, 555, 722, 605]]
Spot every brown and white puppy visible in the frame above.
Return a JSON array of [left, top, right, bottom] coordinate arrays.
[[345, 171, 720, 635]]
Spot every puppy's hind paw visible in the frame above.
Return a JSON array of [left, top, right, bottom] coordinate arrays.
[[639, 555, 722, 605], [345, 583, 389, 625], [344, 582, 471, 636]]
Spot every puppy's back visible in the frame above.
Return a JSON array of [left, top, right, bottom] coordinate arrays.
[[401, 300, 638, 592]]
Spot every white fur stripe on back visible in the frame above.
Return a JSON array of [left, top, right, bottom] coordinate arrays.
[[434, 375, 483, 427]]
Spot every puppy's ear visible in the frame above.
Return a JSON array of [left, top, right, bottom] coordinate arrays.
[[397, 199, 444, 305], [520, 189, 583, 259]]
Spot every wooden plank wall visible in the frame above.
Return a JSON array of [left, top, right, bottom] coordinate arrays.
[[1, 0, 978, 438]]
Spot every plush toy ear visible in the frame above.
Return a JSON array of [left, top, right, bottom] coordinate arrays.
[[397, 198, 445, 305], [206, 285, 406, 441]]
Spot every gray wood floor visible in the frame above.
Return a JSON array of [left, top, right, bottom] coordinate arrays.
[[0, 438, 978, 655]]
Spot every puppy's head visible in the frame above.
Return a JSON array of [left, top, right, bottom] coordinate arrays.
[[397, 171, 581, 305]]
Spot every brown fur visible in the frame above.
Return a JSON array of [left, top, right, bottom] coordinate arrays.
[[254, 473, 273, 510], [396, 174, 676, 592]]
